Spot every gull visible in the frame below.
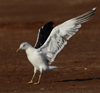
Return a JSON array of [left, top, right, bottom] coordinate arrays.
[[17, 8, 96, 84]]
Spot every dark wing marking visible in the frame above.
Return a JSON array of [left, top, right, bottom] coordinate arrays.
[[34, 21, 54, 48]]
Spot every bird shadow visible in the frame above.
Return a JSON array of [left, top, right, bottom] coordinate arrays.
[[55, 77, 100, 82]]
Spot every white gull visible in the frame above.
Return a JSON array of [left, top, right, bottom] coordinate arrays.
[[17, 8, 96, 84]]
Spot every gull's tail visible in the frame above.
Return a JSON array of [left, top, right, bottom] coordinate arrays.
[[48, 65, 64, 70]]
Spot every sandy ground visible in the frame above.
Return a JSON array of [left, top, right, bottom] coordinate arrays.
[[0, 0, 100, 93]]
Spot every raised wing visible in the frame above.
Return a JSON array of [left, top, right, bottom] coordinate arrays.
[[34, 21, 54, 48], [38, 8, 96, 64]]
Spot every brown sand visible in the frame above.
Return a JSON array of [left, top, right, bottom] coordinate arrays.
[[0, 0, 100, 93]]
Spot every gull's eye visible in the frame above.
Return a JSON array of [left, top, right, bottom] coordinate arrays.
[[23, 44, 26, 47]]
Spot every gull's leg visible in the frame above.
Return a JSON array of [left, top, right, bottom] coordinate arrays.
[[28, 67, 37, 84], [34, 73, 42, 84], [28, 73, 35, 84], [34, 67, 42, 84]]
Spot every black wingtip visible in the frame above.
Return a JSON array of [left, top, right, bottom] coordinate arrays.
[[34, 21, 54, 49], [44, 21, 54, 27]]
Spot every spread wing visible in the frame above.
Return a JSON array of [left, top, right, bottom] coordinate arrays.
[[34, 21, 54, 48], [38, 8, 96, 64]]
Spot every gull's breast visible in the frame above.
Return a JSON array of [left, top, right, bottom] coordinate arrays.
[[26, 48, 48, 70]]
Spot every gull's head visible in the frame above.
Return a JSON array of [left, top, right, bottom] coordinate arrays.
[[16, 42, 31, 52]]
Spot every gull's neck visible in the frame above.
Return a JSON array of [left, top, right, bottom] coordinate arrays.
[[25, 46, 36, 56]]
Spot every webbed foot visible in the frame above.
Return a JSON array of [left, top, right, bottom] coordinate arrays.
[[34, 82, 40, 84], [27, 80, 33, 84]]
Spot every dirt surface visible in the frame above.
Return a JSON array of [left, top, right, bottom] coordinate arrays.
[[0, 0, 100, 93]]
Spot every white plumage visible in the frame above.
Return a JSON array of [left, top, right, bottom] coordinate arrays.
[[17, 8, 96, 84]]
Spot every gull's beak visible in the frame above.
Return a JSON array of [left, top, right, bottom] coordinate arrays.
[[16, 48, 20, 52]]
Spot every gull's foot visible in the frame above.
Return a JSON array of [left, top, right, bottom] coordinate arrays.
[[27, 80, 33, 84], [34, 82, 40, 84]]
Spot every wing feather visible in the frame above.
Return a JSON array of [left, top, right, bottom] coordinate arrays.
[[34, 21, 54, 48], [38, 8, 96, 64]]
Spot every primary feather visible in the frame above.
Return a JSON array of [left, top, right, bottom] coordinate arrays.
[[34, 21, 54, 48]]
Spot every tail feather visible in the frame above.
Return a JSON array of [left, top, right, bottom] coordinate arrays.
[[48, 65, 64, 70]]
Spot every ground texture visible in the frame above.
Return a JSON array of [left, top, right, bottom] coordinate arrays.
[[0, 0, 100, 93]]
